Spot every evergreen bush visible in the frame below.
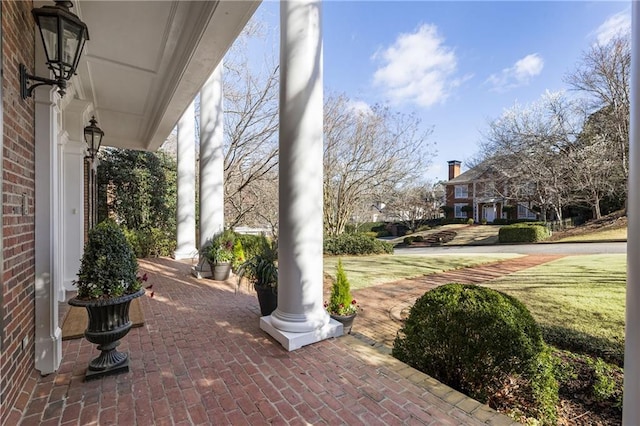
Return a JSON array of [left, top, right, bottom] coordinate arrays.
[[393, 284, 557, 423], [326, 259, 357, 316], [324, 233, 393, 255], [76, 220, 141, 299], [499, 223, 550, 243]]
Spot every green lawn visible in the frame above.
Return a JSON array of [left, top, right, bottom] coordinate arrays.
[[323, 253, 521, 290], [481, 254, 626, 364], [554, 226, 627, 242]]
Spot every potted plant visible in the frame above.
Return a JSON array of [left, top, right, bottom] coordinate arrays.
[[237, 235, 278, 316], [202, 229, 236, 281], [325, 258, 359, 334], [68, 220, 145, 380]]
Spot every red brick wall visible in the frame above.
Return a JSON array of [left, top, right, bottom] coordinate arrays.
[[1, 1, 36, 424]]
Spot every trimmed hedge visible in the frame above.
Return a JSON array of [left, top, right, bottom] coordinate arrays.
[[499, 222, 550, 243], [393, 284, 558, 424], [324, 233, 394, 255]]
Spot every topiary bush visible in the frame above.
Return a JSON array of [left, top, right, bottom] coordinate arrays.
[[324, 233, 394, 255], [76, 220, 141, 299], [499, 223, 550, 243], [393, 284, 557, 423]]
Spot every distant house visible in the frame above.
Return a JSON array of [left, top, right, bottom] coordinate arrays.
[[443, 160, 538, 223]]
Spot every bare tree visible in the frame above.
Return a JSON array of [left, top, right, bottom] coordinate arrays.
[[565, 35, 630, 188], [479, 91, 581, 221], [384, 182, 443, 232], [323, 93, 434, 236], [222, 25, 280, 228]]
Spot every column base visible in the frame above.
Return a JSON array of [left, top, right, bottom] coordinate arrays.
[[191, 257, 212, 279], [260, 316, 343, 351], [173, 249, 198, 261]]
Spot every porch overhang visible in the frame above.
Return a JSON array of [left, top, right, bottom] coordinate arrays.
[[65, 0, 260, 152]]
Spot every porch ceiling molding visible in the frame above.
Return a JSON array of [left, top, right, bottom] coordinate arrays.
[[66, 0, 260, 152]]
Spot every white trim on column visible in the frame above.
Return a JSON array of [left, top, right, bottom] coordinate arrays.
[[623, 2, 639, 423], [34, 87, 63, 374]]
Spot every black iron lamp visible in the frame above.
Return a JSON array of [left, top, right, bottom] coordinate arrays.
[[20, 0, 89, 99], [84, 116, 104, 160]]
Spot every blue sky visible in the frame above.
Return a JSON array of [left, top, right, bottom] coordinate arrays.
[[250, 1, 631, 182]]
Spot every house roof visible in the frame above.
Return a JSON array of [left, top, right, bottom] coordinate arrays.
[[65, 0, 260, 152], [447, 162, 494, 184]]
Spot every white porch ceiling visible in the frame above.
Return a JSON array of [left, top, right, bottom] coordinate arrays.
[[70, 0, 261, 151]]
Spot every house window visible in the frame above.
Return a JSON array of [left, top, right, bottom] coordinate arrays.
[[454, 203, 467, 218], [517, 203, 537, 219], [454, 185, 468, 199]]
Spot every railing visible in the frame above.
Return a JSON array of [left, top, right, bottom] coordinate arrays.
[[545, 217, 577, 232]]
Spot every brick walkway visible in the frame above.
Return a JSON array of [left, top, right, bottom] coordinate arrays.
[[348, 254, 565, 349], [6, 256, 555, 426]]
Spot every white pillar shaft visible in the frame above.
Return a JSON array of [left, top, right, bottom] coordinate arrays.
[[624, 2, 640, 423], [271, 0, 328, 333], [174, 101, 197, 259], [34, 88, 62, 374], [199, 63, 225, 244]]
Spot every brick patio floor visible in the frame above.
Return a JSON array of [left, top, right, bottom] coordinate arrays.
[[6, 255, 564, 426]]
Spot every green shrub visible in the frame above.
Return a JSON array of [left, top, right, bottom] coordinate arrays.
[[403, 236, 415, 245], [236, 234, 267, 261], [553, 350, 622, 414], [124, 226, 175, 258], [232, 239, 246, 271], [499, 223, 550, 243], [324, 233, 394, 255], [467, 218, 474, 225], [393, 284, 557, 423], [481, 218, 488, 225], [362, 231, 378, 238], [326, 259, 357, 316], [413, 235, 424, 243], [76, 220, 140, 299]]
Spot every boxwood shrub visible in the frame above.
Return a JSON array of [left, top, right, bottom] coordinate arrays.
[[393, 284, 558, 424], [499, 222, 550, 243], [324, 233, 394, 255]]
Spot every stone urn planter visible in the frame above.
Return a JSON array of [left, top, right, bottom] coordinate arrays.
[[71, 220, 144, 381], [69, 289, 144, 380]]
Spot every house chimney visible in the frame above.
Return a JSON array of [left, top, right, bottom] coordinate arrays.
[[448, 160, 461, 180]]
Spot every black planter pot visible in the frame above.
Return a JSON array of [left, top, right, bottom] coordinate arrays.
[[330, 312, 357, 335], [254, 284, 277, 316], [69, 288, 145, 381]]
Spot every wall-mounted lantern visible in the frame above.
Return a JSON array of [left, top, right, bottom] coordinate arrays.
[[20, 0, 89, 99], [84, 116, 104, 160]]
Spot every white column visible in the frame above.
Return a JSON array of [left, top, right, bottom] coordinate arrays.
[[624, 2, 639, 423], [192, 64, 226, 278], [61, 100, 92, 297], [34, 88, 62, 374], [199, 63, 225, 243], [174, 101, 198, 260], [260, 0, 341, 350]]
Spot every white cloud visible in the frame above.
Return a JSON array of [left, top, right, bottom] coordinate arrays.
[[594, 11, 631, 45], [347, 100, 374, 116], [486, 53, 544, 92], [372, 24, 464, 108]]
